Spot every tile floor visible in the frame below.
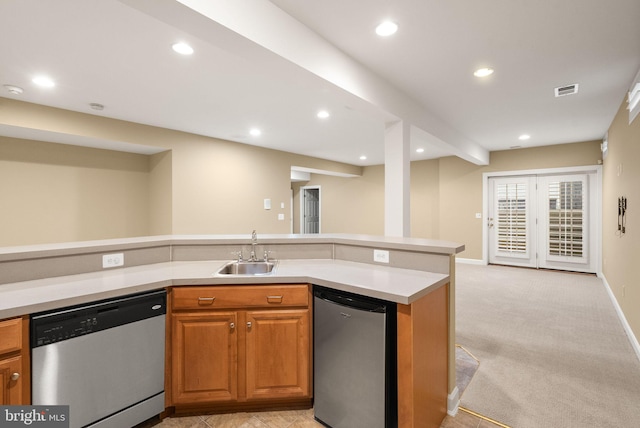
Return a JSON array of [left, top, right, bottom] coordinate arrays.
[[143, 408, 321, 428], [144, 408, 500, 428]]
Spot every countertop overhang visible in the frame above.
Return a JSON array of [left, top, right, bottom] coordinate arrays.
[[0, 259, 449, 319], [0, 234, 463, 319]]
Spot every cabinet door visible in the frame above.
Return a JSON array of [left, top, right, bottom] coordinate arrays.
[[0, 355, 22, 405], [172, 312, 238, 404], [245, 309, 310, 400]]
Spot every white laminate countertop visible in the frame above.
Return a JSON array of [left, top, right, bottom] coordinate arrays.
[[0, 259, 449, 319]]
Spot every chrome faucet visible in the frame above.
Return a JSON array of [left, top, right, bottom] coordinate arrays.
[[249, 230, 258, 261]]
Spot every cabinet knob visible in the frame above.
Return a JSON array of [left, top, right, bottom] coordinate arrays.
[[247, 322, 252, 328], [230, 322, 235, 329], [10, 372, 20, 381]]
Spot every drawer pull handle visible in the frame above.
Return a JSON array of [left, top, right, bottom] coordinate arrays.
[[10, 372, 20, 381], [267, 295, 283, 303], [198, 297, 216, 305]]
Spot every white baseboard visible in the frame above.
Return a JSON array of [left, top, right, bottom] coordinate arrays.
[[447, 386, 460, 416], [601, 274, 640, 362], [455, 258, 485, 265]]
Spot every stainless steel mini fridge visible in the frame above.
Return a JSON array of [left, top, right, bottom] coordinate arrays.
[[313, 285, 397, 428]]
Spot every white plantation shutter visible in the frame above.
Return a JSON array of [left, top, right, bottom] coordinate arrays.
[[496, 182, 528, 254], [547, 180, 584, 258], [490, 171, 595, 273]]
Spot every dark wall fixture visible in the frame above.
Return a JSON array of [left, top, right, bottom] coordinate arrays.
[[618, 196, 628, 234]]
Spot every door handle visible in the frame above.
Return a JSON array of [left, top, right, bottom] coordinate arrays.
[[10, 372, 20, 381], [247, 322, 252, 328], [230, 322, 235, 329]]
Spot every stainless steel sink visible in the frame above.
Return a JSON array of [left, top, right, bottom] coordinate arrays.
[[216, 260, 277, 275]]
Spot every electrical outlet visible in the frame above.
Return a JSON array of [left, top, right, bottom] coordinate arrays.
[[102, 253, 124, 268], [373, 249, 390, 263]]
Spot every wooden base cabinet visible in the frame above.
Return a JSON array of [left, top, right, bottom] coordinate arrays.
[[169, 285, 311, 409], [172, 312, 238, 404], [0, 316, 30, 405], [245, 309, 310, 400]]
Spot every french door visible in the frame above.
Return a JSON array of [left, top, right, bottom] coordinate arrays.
[[488, 173, 596, 273]]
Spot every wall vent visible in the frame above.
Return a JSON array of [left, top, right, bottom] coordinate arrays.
[[555, 84, 579, 97]]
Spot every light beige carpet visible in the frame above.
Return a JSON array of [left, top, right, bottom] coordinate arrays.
[[455, 263, 640, 428]]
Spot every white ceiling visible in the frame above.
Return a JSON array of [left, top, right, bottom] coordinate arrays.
[[1, 0, 639, 166]]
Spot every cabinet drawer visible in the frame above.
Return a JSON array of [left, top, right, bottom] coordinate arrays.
[[172, 285, 309, 310], [0, 318, 22, 355]]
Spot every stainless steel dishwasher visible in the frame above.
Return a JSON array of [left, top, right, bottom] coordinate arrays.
[[313, 285, 397, 428], [31, 289, 166, 428]]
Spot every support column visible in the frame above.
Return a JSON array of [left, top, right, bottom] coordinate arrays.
[[385, 121, 411, 237]]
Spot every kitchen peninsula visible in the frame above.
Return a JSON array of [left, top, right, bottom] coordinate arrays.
[[0, 234, 464, 428]]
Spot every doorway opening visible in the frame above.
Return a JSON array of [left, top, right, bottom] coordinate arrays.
[[300, 186, 321, 233]]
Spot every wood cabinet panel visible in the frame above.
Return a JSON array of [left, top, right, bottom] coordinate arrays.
[[172, 312, 238, 404], [0, 355, 22, 405], [0, 316, 28, 406], [245, 309, 310, 400], [397, 283, 448, 428], [0, 318, 21, 355], [173, 285, 308, 310]]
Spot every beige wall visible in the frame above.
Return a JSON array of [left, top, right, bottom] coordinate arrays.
[[437, 141, 603, 259], [0, 98, 360, 244], [602, 99, 640, 341], [149, 151, 173, 235], [291, 142, 600, 259], [292, 165, 385, 234], [411, 159, 440, 239], [0, 137, 151, 246], [1, 98, 604, 257]]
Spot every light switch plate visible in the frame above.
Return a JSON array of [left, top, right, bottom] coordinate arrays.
[[475, 212, 482, 219], [373, 249, 390, 263], [264, 198, 271, 210], [103, 253, 124, 268]]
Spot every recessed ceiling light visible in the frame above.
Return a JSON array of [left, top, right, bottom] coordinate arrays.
[[359, 155, 367, 160], [317, 110, 330, 119], [473, 68, 494, 78], [249, 128, 261, 137], [518, 134, 531, 140], [32, 76, 55, 87], [375, 20, 398, 37], [172, 42, 194, 55], [416, 148, 425, 153], [3, 84, 23, 95]]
